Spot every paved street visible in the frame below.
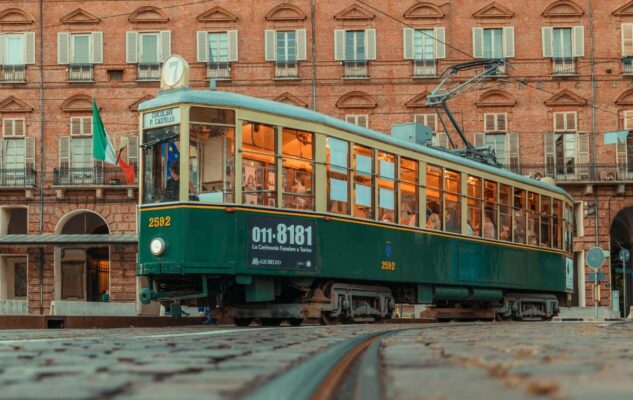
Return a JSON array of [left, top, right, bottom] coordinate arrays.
[[0, 322, 632, 400]]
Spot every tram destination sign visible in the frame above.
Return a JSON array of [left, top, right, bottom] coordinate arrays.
[[143, 107, 180, 129], [247, 215, 317, 271]]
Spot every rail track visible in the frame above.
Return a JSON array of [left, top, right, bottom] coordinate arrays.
[[241, 323, 476, 400]]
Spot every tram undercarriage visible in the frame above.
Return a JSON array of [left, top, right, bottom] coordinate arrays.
[[141, 276, 561, 325]]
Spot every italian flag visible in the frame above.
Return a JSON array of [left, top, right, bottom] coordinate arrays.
[[92, 100, 136, 185]]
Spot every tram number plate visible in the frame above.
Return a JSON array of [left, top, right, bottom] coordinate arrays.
[[247, 215, 317, 271]]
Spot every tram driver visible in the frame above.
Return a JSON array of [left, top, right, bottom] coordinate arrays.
[[164, 163, 196, 201]]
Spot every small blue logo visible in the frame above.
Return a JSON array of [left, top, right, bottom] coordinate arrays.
[[385, 242, 392, 258]]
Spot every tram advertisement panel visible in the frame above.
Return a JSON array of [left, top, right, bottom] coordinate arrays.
[[247, 215, 317, 271]]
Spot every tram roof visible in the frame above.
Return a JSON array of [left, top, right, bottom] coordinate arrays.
[[140, 88, 571, 199]]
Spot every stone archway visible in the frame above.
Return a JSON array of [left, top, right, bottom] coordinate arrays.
[[54, 210, 110, 303], [610, 206, 633, 317]]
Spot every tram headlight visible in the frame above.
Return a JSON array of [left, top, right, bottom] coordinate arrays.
[[150, 237, 166, 256]]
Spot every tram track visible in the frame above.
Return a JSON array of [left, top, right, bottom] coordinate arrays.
[[241, 323, 476, 400]]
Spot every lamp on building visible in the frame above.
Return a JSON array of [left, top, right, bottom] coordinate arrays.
[[617, 184, 626, 196]]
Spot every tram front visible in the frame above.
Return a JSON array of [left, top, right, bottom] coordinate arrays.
[[137, 98, 239, 309]]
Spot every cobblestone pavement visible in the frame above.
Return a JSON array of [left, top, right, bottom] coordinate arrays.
[[0, 322, 631, 400]]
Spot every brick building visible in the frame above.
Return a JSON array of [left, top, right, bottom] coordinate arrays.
[[1, 0, 633, 316]]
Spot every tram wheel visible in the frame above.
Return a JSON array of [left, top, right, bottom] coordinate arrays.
[[288, 318, 303, 327], [234, 318, 253, 327], [260, 318, 282, 326], [320, 313, 341, 325]]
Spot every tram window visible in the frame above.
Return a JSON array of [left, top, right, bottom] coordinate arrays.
[[426, 165, 442, 230], [400, 158, 418, 227], [499, 184, 512, 241], [189, 123, 235, 203], [282, 129, 314, 210], [377, 152, 397, 223], [353, 145, 374, 219], [527, 192, 540, 246], [513, 188, 526, 244], [327, 137, 350, 214], [466, 176, 482, 236], [564, 204, 573, 252], [553, 199, 562, 249], [242, 122, 276, 206], [483, 180, 497, 239], [444, 170, 461, 234], [142, 125, 181, 204], [540, 196, 552, 247]]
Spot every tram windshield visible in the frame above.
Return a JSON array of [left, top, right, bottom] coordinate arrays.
[[142, 125, 181, 203]]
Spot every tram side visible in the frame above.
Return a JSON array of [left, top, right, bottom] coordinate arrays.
[[137, 89, 574, 324]]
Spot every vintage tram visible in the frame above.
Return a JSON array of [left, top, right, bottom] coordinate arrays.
[[137, 57, 574, 325]]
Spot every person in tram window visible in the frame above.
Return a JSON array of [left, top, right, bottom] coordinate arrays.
[[164, 163, 181, 200], [291, 173, 307, 209], [483, 214, 496, 239], [426, 201, 441, 230], [466, 218, 474, 236], [500, 225, 511, 240], [381, 211, 394, 223], [445, 207, 459, 233]]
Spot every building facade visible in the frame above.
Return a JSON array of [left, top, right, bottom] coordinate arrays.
[[1, 0, 633, 316]]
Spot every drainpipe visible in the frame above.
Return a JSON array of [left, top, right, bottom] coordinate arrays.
[[311, 0, 317, 110], [588, 0, 598, 247], [38, 0, 45, 315]]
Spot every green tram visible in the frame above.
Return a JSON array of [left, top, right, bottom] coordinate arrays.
[[137, 75, 574, 326]]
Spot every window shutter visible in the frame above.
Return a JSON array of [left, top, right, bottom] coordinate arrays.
[[0, 33, 3, 65], [554, 113, 565, 131], [160, 31, 171, 62], [196, 31, 208, 62], [625, 110, 633, 130], [484, 114, 495, 132], [358, 115, 368, 128], [572, 26, 585, 57], [91, 32, 103, 64], [0, 139, 4, 165], [70, 117, 80, 136], [264, 30, 276, 61], [25, 137, 35, 170], [567, 112, 577, 131], [577, 132, 590, 175], [59, 136, 70, 169], [434, 27, 446, 59], [544, 133, 555, 173], [617, 132, 626, 168], [25, 32, 36, 64], [228, 30, 238, 62], [403, 28, 414, 60], [365, 29, 376, 60], [542, 27, 553, 57], [15, 119, 25, 137], [507, 133, 520, 170], [345, 115, 354, 124], [474, 132, 485, 147], [497, 114, 507, 132], [127, 135, 139, 163], [126, 31, 138, 63], [296, 29, 307, 61], [334, 30, 346, 61], [472, 28, 484, 58], [437, 132, 449, 148], [58, 32, 69, 64], [623, 24, 633, 56], [502, 27, 515, 58]]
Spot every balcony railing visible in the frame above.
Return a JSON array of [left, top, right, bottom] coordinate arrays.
[[137, 63, 161, 81], [53, 166, 137, 186], [1, 65, 25, 82], [68, 64, 94, 81], [413, 59, 436, 78], [0, 168, 36, 187], [624, 57, 633, 75], [552, 57, 576, 76], [509, 164, 633, 183], [275, 60, 299, 79], [343, 60, 368, 78], [207, 62, 231, 80]]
